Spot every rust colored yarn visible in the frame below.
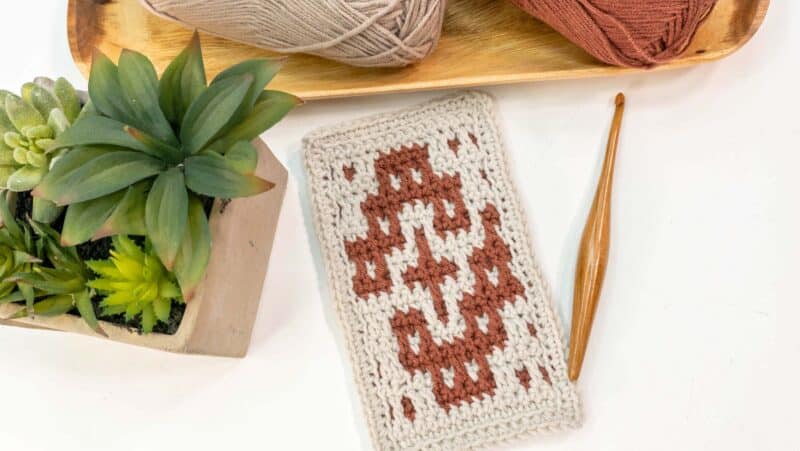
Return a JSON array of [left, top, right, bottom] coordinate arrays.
[[510, 0, 718, 67]]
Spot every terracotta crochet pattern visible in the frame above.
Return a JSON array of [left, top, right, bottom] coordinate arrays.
[[304, 92, 581, 450]]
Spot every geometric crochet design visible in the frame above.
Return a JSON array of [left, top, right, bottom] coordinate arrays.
[[304, 92, 581, 450]]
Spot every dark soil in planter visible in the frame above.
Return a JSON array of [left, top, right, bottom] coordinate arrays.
[[87, 291, 186, 336], [75, 237, 114, 261], [201, 195, 215, 216], [14, 190, 33, 220]]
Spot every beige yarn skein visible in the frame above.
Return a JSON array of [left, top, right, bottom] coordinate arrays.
[[140, 0, 448, 67]]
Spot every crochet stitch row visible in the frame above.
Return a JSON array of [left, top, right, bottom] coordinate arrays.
[[304, 92, 581, 450]]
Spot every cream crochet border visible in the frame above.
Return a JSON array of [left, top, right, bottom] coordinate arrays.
[[303, 92, 582, 450]]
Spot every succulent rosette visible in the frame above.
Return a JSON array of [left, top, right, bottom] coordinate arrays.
[[0, 78, 82, 223], [33, 32, 300, 300], [87, 235, 181, 334]]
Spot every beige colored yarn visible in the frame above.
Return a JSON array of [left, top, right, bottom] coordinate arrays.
[[304, 92, 581, 450], [140, 0, 447, 67]]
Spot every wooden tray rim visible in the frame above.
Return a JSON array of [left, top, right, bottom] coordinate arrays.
[[66, 0, 770, 100]]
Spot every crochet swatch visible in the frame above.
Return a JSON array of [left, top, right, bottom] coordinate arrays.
[[304, 92, 580, 450]]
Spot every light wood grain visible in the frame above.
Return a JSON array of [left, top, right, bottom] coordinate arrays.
[[67, 0, 769, 100], [567, 93, 624, 381], [0, 140, 287, 358]]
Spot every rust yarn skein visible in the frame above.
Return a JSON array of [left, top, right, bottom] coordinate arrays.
[[510, 0, 718, 67]]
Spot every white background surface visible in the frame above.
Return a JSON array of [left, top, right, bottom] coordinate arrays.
[[0, 1, 796, 450]]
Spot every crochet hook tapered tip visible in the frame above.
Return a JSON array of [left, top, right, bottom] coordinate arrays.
[[568, 92, 625, 382]]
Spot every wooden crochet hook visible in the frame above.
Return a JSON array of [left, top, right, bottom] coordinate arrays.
[[568, 93, 625, 381]]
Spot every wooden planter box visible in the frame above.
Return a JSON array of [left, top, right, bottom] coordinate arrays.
[[0, 140, 287, 357]]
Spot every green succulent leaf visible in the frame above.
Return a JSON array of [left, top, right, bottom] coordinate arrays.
[[22, 83, 62, 120], [180, 73, 253, 154], [34, 148, 164, 205], [8, 270, 84, 295], [0, 91, 16, 134], [145, 168, 188, 269], [5, 94, 45, 130], [224, 140, 258, 174], [75, 290, 106, 336], [153, 295, 171, 322], [0, 147, 14, 163], [185, 151, 274, 198], [89, 50, 136, 124], [27, 219, 61, 243], [12, 250, 40, 265], [159, 31, 206, 127], [5, 134, 22, 150], [124, 302, 143, 322], [101, 304, 125, 315], [210, 58, 284, 126], [8, 294, 73, 319], [7, 165, 47, 192], [33, 146, 108, 196], [0, 289, 26, 305], [93, 182, 148, 239], [20, 283, 35, 315], [22, 124, 53, 139], [32, 197, 63, 224], [51, 115, 147, 150], [124, 126, 183, 163], [141, 304, 156, 334], [61, 189, 127, 246], [0, 166, 14, 187], [88, 49, 177, 145], [76, 98, 97, 121], [19, 84, 34, 102], [48, 108, 71, 137], [173, 196, 210, 300], [0, 193, 22, 238], [53, 77, 81, 123], [117, 49, 178, 146], [25, 150, 49, 168], [30, 225, 82, 274], [211, 90, 301, 152]]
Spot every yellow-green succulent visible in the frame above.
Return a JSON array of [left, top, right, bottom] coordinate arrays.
[[87, 235, 182, 334]]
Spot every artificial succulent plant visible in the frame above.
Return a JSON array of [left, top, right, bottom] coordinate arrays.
[[32, 32, 300, 300], [0, 195, 41, 309], [0, 195, 103, 335], [87, 235, 182, 334], [0, 78, 83, 223]]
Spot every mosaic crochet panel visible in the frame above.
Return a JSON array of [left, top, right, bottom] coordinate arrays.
[[304, 92, 581, 450]]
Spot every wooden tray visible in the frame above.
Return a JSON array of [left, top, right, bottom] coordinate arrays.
[[68, 0, 768, 100]]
